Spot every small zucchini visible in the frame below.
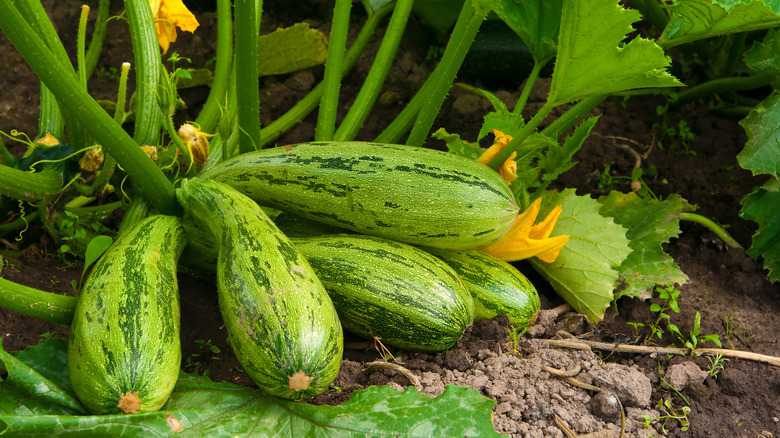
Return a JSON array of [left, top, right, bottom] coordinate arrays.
[[426, 248, 540, 328], [68, 215, 186, 414]]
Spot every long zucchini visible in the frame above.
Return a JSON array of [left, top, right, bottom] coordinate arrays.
[[68, 215, 185, 414], [200, 141, 519, 250], [176, 178, 343, 400]]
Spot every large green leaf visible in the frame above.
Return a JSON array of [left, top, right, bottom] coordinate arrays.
[[548, 0, 682, 106], [529, 189, 631, 322], [598, 192, 692, 300], [659, 0, 780, 48], [738, 89, 780, 178], [0, 339, 503, 437], [493, 0, 563, 63], [740, 178, 780, 282], [258, 23, 328, 76]]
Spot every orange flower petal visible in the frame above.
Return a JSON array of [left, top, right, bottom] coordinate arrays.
[[149, 0, 199, 54]]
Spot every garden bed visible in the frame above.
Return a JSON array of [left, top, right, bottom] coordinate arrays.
[[1, 1, 779, 436]]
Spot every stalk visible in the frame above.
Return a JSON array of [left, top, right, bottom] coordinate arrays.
[[487, 101, 555, 170], [541, 95, 607, 140], [512, 61, 545, 116], [37, 86, 65, 142], [234, 0, 263, 153], [315, 0, 352, 141], [0, 2, 178, 215], [680, 212, 743, 249], [0, 278, 76, 326], [194, 0, 233, 134], [124, 0, 163, 146], [373, 63, 438, 144], [0, 211, 39, 239], [406, 0, 498, 146], [258, 3, 394, 147], [671, 72, 776, 107], [334, 0, 414, 141], [85, 0, 111, 78], [0, 164, 62, 202], [77, 5, 90, 90]]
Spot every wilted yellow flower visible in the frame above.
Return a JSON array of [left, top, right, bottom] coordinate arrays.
[[79, 147, 104, 172], [480, 198, 569, 263], [477, 129, 517, 185], [148, 0, 199, 54], [36, 132, 60, 146], [177, 123, 210, 168], [141, 145, 158, 161]]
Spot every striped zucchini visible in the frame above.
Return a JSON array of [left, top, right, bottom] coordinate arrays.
[[68, 215, 185, 414], [426, 249, 540, 328], [291, 234, 474, 352], [176, 178, 343, 400], [200, 141, 519, 250]]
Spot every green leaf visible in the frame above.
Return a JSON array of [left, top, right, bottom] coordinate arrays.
[[738, 89, 780, 178], [81, 235, 113, 279], [744, 29, 780, 73], [598, 192, 692, 300], [548, 0, 682, 106], [659, 0, 780, 48], [432, 127, 484, 159], [0, 340, 503, 437], [493, 0, 563, 63], [412, 0, 465, 35], [529, 189, 632, 322], [740, 178, 780, 281], [537, 115, 598, 184], [258, 23, 328, 76]]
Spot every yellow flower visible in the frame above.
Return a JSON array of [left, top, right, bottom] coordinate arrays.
[[177, 123, 211, 168], [148, 0, 199, 54], [477, 129, 517, 185], [36, 132, 60, 146], [480, 198, 569, 263]]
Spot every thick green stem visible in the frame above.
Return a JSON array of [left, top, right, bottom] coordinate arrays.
[[194, 0, 233, 134], [37, 85, 65, 142], [672, 73, 776, 107], [316, 0, 352, 141], [0, 211, 39, 239], [334, 0, 414, 141], [0, 278, 76, 326], [85, 0, 111, 78], [124, 0, 163, 146], [258, 3, 393, 147], [373, 62, 439, 144], [680, 212, 743, 249], [0, 2, 178, 215], [235, 0, 263, 153], [406, 0, 497, 146], [0, 164, 62, 202]]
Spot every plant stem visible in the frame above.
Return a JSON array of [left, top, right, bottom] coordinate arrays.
[[258, 3, 393, 147], [77, 5, 90, 90], [373, 64, 437, 144], [124, 0, 163, 146], [541, 94, 607, 140], [334, 0, 414, 141], [0, 278, 76, 326], [0, 165, 63, 202], [85, 0, 111, 78], [194, 0, 233, 134], [679, 212, 743, 249], [0, 2, 178, 215], [406, 0, 498, 146], [0, 211, 39, 239], [672, 73, 776, 107], [315, 0, 352, 141], [488, 101, 555, 170], [512, 61, 544, 116], [235, 0, 263, 153]]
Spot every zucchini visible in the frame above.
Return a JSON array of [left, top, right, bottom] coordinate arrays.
[[200, 141, 519, 250], [291, 234, 474, 352], [426, 248, 540, 328], [68, 215, 186, 414], [176, 178, 343, 400]]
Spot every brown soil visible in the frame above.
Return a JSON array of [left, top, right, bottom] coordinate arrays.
[[2, 1, 779, 437]]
